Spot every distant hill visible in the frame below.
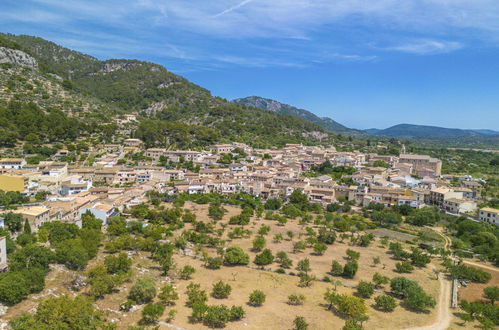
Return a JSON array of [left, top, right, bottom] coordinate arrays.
[[233, 96, 362, 136], [365, 124, 499, 138]]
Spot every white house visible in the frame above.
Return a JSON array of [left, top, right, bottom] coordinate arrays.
[[79, 203, 118, 225], [479, 207, 499, 225], [0, 158, 26, 170]]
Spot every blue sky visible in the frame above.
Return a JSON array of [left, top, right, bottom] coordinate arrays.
[[1, 0, 499, 129]]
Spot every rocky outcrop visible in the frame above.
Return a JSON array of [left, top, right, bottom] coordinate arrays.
[[0, 46, 38, 68], [99, 61, 143, 73]]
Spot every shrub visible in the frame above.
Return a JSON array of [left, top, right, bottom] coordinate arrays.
[[186, 283, 208, 307], [298, 273, 315, 287], [212, 280, 232, 299], [276, 251, 293, 268], [372, 272, 389, 288], [288, 294, 305, 305], [294, 316, 308, 330], [249, 290, 266, 306], [158, 284, 179, 305], [346, 249, 360, 261], [230, 305, 245, 320], [141, 302, 165, 324], [483, 286, 499, 304], [254, 249, 274, 266], [450, 265, 491, 283], [374, 294, 397, 312], [313, 242, 328, 255], [202, 304, 231, 328], [179, 265, 196, 280], [357, 281, 374, 298], [129, 278, 156, 304], [405, 286, 436, 311], [104, 252, 132, 274], [395, 261, 414, 273], [252, 236, 266, 251], [343, 261, 358, 278], [296, 258, 311, 274], [390, 277, 419, 298], [206, 257, 223, 269], [331, 260, 343, 276], [224, 246, 250, 265]]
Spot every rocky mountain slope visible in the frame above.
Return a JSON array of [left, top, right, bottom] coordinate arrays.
[[0, 33, 339, 149], [233, 96, 362, 136]]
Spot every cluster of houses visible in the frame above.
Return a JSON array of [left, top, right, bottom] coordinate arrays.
[[0, 141, 497, 239]]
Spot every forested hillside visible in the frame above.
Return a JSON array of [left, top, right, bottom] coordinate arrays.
[[1, 33, 334, 148]]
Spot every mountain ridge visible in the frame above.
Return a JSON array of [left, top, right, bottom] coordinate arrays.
[[365, 123, 499, 138], [232, 96, 362, 136]]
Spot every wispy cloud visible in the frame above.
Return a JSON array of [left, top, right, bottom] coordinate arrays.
[[1, 0, 499, 71], [383, 40, 464, 55], [213, 0, 254, 18]]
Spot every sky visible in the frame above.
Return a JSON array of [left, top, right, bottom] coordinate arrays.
[[1, 0, 499, 130]]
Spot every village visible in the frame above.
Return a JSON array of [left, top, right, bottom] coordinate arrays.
[[0, 139, 496, 272]]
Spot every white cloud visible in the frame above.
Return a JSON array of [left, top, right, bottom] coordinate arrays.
[[383, 40, 464, 54], [3, 0, 499, 70]]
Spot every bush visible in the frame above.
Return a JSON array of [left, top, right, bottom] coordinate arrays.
[[141, 302, 165, 324], [212, 280, 232, 299], [276, 251, 293, 268], [202, 304, 231, 328], [0, 273, 30, 305], [357, 281, 374, 298], [129, 278, 156, 304], [294, 316, 308, 330], [395, 261, 414, 273], [331, 260, 343, 276], [288, 294, 305, 305], [224, 246, 250, 265], [264, 198, 282, 210], [372, 272, 389, 288], [179, 265, 196, 280], [206, 257, 223, 269], [390, 277, 419, 298], [374, 294, 397, 312], [313, 242, 328, 255], [104, 252, 132, 274], [346, 249, 360, 261], [405, 286, 436, 311], [483, 286, 499, 304], [186, 282, 208, 307], [252, 236, 266, 251], [254, 249, 274, 266], [249, 290, 266, 306], [230, 305, 245, 320], [158, 284, 179, 305], [343, 261, 358, 278], [450, 265, 491, 283]]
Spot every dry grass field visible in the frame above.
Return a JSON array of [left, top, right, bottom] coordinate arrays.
[[2, 201, 491, 330]]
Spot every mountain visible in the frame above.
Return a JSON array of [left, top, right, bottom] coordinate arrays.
[[366, 124, 499, 138], [0, 33, 339, 149], [232, 96, 361, 136]]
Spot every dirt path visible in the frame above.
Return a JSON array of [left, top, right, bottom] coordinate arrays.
[[403, 228, 453, 330], [462, 260, 498, 273], [403, 265, 452, 330]]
